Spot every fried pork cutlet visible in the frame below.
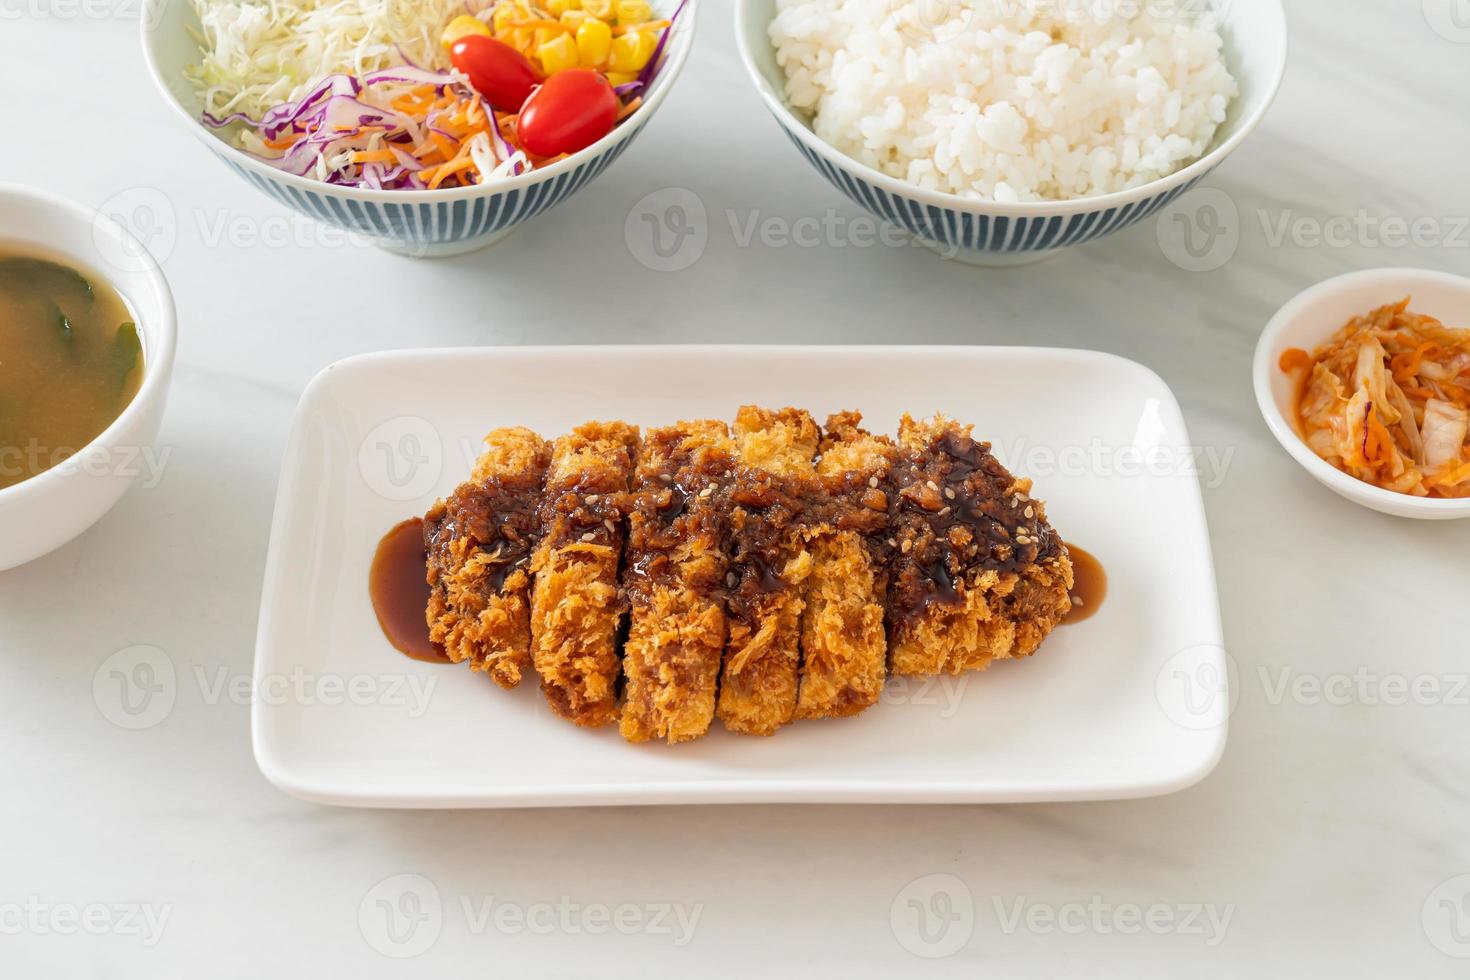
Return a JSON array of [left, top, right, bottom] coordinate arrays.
[[423, 427, 550, 689], [888, 414, 1073, 676], [794, 412, 897, 720], [716, 406, 819, 736], [620, 421, 736, 744], [530, 421, 639, 727]]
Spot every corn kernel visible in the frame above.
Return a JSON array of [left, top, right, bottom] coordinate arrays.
[[581, 0, 613, 20], [533, 24, 559, 47], [508, 26, 534, 53], [575, 18, 612, 66], [608, 29, 656, 72], [441, 14, 491, 49], [560, 9, 589, 28], [537, 33, 580, 74], [604, 71, 637, 87], [614, 0, 651, 25], [491, 4, 518, 32]]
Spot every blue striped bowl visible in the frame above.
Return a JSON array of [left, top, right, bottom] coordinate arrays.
[[735, 0, 1285, 266], [141, 0, 696, 258]]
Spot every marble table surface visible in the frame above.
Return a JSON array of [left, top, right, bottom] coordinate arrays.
[[3, 0, 1469, 974]]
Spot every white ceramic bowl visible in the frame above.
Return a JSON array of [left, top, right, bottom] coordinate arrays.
[[735, 0, 1287, 266], [140, 0, 696, 258], [1253, 268, 1470, 520], [0, 185, 177, 570]]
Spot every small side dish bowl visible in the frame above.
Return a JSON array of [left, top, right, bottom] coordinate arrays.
[[1253, 267, 1470, 520], [140, 0, 697, 259], [734, 0, 1286, 266], [0, 185, 177, 571]]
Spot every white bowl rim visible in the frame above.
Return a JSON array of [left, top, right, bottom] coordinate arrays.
[[733, 0, 1288, 218], [0, 182, 178, 506], [1251, 266, 1470, 518], [139, 0, 698, 203]]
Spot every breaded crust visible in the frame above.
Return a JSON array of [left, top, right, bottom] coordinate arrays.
[[716, 406, 819, 736], [887, 414, 1073, 675], [795, 412, 896, 720], [620, 421, 735, 744], [530, 421, 639, 727], [423, 427, 550, 689]]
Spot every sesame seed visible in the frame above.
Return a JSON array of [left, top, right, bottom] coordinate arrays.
[[887, 538, 897, 547], [927, 480, 939, 492], [586, 494, 600, 504], [938, 506, 951, 517], [944, 487, 955, 499], [699, 486, 713, 498], [604, 519, 616, 533], [725, 572, 736, 588], [659, 473, 672, 482], [580, 531, 595, 542], [1071, 595, 1084, 606], [868, 476, 878, 488], [1024, 506, 1034, 519]]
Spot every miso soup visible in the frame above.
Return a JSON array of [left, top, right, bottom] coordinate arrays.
[[0, 248, 143, 490]]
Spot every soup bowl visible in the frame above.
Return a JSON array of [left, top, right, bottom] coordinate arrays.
[[735, 0, 1287, 266], [141, 0, 697, 259], [0, 185, 177, 571]]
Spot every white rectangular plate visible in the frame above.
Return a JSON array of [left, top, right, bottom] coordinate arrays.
[[254, 347, 1226, 807]]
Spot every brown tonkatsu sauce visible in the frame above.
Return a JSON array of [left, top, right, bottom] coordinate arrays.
[[623, 434, 733, 609], [888, 429, 1063, 632], [1060, 545, 1106, 624], [369, 518, 449, 663]]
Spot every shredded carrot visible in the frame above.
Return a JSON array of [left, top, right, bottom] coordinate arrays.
[[427, 154, 477, 189], [616, 96, 643, 122], [349, 149, 399, 164], [1390, 342, 1440, 383]]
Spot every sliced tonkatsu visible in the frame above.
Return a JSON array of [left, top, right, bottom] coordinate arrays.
[[423, 427, 551, 689], [794, 412, 897, 720], [530, 420, 639, 727], [887, 414, 1073, 675], [716, 406, 819, 736], [620, 421, 736, 744]]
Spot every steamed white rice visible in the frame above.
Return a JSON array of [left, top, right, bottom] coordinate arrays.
[[770, 0, 1238, 202]]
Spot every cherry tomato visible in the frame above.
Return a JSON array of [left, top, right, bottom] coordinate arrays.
[[516, 69, 619, 158], [450, 35, 541, 112]]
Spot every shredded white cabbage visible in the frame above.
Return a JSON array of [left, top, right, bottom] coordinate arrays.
[[186, 0, 470, 120]]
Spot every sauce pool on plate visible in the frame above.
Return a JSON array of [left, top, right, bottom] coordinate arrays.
[[0, 250, 143, 490], [1062, 545, 1106, 624], [369, 517, 450, 663]]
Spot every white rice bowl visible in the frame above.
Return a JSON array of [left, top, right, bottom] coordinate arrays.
[[769, 0, 1239, 202]]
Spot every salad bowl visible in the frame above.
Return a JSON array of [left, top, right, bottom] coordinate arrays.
[[140, 0, 697, 258], [734, 0, 1287, 266]]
